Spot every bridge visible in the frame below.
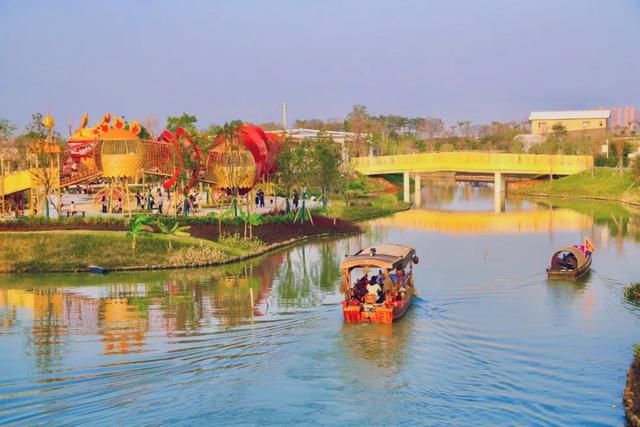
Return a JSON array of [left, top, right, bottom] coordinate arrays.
[[351, 152, 594, 205]]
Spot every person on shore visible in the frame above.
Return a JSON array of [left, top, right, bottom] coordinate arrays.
[[293, 190, 299, 210], [157, 189, 163, 214], [116, 198, 122, 213], [259, 189, 265, 208], [71, 201, 77, 216], [189, 193, 197, 214], [135, 191, 142, 209], [101, 196, 107, 213], [185, 197, 191, 216]]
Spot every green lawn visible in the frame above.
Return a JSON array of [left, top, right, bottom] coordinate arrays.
[[326, 194, 409, 222], [513, 168, 640, 204], [0, 230, 252, 273]]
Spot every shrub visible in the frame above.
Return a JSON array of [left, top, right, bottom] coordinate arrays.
[[624, 283, 640, 302], [632, 159, 640, 182], [167, 242, 226, 266], [218, 232, 264, 250]]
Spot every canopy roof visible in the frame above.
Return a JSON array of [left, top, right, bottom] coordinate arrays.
[[552, 246, 589, 266], [340, 244, 415, 270]]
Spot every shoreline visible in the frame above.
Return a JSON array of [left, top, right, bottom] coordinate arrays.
[[0, 204, 409, 275], [510, 168, 640, 207], [512, 191, 640, 207], [625, 351, 640, 426]]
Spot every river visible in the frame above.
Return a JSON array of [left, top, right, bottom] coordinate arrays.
[[1, 181, 640, 425]]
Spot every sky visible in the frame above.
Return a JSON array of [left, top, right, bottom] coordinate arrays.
[[0, 0, 639, 133]]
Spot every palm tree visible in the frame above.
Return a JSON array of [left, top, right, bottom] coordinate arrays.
[[126, 215, 154, 256], [156, 220, 191, 251]]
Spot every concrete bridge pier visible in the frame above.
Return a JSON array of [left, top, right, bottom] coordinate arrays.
[[414, 173, 422, 207], [494, 172, 506, 213], [494, 172, 506, 194], [403, 172, 410, 203]]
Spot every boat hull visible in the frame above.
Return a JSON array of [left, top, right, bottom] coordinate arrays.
[[342, 287, 414, 324]]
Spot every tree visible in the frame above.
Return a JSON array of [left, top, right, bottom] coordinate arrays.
[[127, 215, 154, 256], [0, 118, 16, 159], [312, 134, 343, 209], [156, 220, 190, 251], [166, 113, 198, 135], [138, 126, 152, 139], [550, 123, 568, 154], [416, 117, 444, 139], [345, 105, 371, 157], [139, 116, 160, 138], [275, 139, 296, 213]]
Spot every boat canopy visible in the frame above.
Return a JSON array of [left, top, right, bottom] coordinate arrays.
[[551, 246, 588, 266], [340, 244, 416, 270]]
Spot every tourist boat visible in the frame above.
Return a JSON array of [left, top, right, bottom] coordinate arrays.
[[340, 244, 418, 323], [546, 244, 593, 280]]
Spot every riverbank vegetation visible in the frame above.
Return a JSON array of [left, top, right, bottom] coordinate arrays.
[[625, 345, 640, 426], [0, 231, 242, 273], [0, 211, 363, 273], [625, 283, 640, 303], [512, 168, 640, 204]]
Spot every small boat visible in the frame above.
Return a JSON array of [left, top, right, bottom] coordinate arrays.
[[546, 245, 592, 280], [88, 265, 110, 274], [340, 244, 418, 324]]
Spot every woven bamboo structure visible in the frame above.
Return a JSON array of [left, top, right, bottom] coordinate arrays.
[[206, 142, 257, 191], [99, 128, 145, 180]]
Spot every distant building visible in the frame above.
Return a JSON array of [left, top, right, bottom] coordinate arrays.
[[529, 110, 610, 136], [609, 106, 637, 132]]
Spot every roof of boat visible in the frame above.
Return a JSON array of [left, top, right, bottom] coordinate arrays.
[[552, 246, 589, 266], [340, 244, 416, 270]]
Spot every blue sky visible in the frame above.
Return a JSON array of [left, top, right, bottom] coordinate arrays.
[[0, 0, 638, 132]]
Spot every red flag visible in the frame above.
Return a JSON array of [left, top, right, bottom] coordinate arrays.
[[584, 238, 596, 253]]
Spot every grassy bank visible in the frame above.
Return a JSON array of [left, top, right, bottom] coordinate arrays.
[[625, 346, 640, 426], [326, 193, 409, 222], [0, 230, 251, 273], [512, 168, 640, 205]]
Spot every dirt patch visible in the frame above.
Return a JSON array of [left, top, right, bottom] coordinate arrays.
[[625, 352, 640, 426], [372, 176, 400, 194]]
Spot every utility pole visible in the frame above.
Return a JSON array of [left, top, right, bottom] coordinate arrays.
[[281, 101, 288, 131]]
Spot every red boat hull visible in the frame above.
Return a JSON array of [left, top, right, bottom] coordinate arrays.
[[341, 287, 414, 324]]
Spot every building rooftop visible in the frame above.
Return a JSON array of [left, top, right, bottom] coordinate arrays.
[[529, 110, 611, 121]]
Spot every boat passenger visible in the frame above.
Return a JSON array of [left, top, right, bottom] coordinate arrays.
[[354, 275, 368, 301], [367, 277, 384, 303]]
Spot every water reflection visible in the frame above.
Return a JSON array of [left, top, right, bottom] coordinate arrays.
[[2, 182, 640, 425]]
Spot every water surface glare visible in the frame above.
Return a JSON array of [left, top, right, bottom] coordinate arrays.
[[1, 183, 640, 425]]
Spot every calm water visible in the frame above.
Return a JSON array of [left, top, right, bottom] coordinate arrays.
[[2, 182, 640, 425]]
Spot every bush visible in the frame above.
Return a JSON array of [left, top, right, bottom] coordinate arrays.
[[595, 155, 618, 167], [632, 159, 640, 182], [218, 232, 264, 250], [624, 283, 640, 303]]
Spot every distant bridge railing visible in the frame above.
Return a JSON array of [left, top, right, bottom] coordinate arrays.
[[351, 152, 593, 176]]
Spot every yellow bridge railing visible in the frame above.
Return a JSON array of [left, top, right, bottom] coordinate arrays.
[[351, 152, 593, 176]]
